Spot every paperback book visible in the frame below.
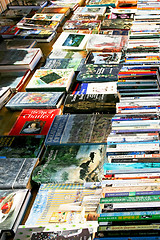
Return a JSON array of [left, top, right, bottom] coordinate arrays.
[[5, 92, 65, 110], [45, 114, 112, 145], [25, 68, 75, 92], [32, 144, 106, 184]]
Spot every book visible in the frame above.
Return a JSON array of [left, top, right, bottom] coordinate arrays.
[[0, 189, 31, 237], [25, 183, 101, 226], [3, 39, 37, 49], [74, 6, 106, 16], [86, 34, 124, 52], [52, 32, 90, 50], [0, 135, 45, 158], [16, 29, 57, 42], [42, 58, 83, 71], [48, 49, 87, 59], [71, 13, 99, 20], [45, 114, 112, 145], [72, 82, 117, 95], [0, 87, 12, 110], [32, 144, 106, 184], [84, 52, 122, 65], [0, 25, 20, 38], [101, 19, 133, 30], [17, 18, 60, 31], [9, 108, 61, 136], [5, 92, 65, 110], [0, 48, 42, 70], [0, 70, 31, 92], [87, 0, 118, 7], [38, 7, 71, 16], [0, 157, 38, 189], [63, 94, 118, 114], [25, 69, 75, 92], [31, 13, 65, 22], [7, 0, 48, 9], [77, 64, 123, 82]]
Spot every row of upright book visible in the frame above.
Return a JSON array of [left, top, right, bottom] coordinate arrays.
[[0, 0, 160, 239]]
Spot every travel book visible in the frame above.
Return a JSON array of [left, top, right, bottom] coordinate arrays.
[[52, 32, 90, 50], [0, 70, 31, 92], [0, 48, 42, 70], [45, 114, 112, 145], [32, 144, 106, 184], [0, 135, 45, 159], [9, 108, 61, 136], [16, 29, 57, 42], [25, 69, 75, 92], [63, 94, 118, 114], [0, 189, 31, 238], [5, 92, 65, 110]]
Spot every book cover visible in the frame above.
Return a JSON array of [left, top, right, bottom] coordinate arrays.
[[39, 7, 70, 16], [32, 144, 106, 184], [0, 135, 45, 158], [45, 114, 112, 145], [0, 189, 30, 235], [52, 32, 90, 50], [74, 6, 106, 15], [0, 158, 38, 189], [25, 69, 75, 92], [86, 34, 124, 52], [5, 92, 64, 110], [31, 13, 65, 22], [77, 64, 123, 82], [63, 94, 118, 114], [17, 18, 60, 30], [4, 39, 37, 49], [9, 108, 61, 136], [42, 58, 83, 71], [48, 49, 87, 59], [7, 0, 47, 9], [85, 52, 122, 65], [1, 25, 20, 38], [73, 82, 117, 94], [101, 19, 133, 30], [0, 48, 42, 70], [25, 183, 101, 226], [0, 70, 31, 92], [16, 29, 57, 42]]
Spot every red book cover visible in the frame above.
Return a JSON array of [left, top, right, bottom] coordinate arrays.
[[9, 108, 61, 135]]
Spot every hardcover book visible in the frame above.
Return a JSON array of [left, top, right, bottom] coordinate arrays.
[[0, 135, 45, 158], [32, 144, 106, 184], [25, 69, 75, 92], [9, 108, 61, 136], [0, 48, 42, 70], [0, 70, 31, 92], [45, 114, 112, 145], [63, 94, 118, 114], [52, 32, 90, 50], [5, 92, 64, 110], [16, 29, 57, 42]]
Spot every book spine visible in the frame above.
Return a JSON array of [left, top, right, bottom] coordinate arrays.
[[104, 190, 160, 197], [100, 195, 160, 203], [98, 214, 160, 222]]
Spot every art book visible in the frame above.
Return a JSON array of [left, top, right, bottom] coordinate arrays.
[[32, 144, 106, 184], [25, 69, 75, 92], [45, 114, 112, 145], [9, 108, 61, 136], [5, 92, 64, 110], [52, 32, 90, 50]]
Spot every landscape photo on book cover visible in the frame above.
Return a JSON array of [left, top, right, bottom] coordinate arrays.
[[32, 144, 106, 184], [62, 33, 85, 47]]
